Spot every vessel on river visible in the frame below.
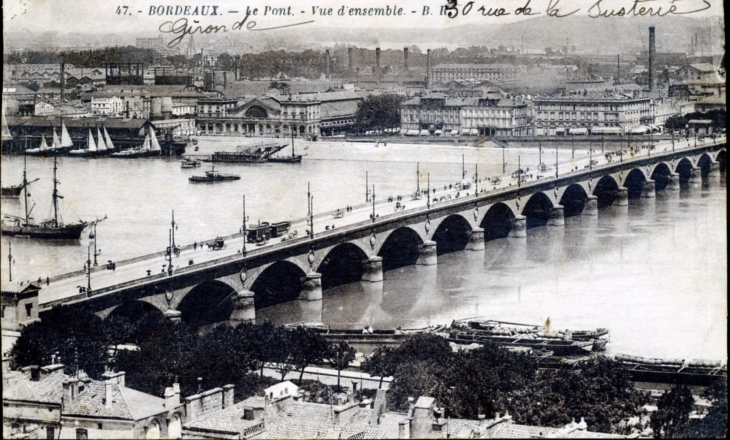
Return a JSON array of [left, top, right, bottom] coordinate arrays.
[[447, 319, 606, 355], [24, 120, 74, 155], [189, 166, 241, 183], [1, 156, 101, 239], [181, 157, 202, 168], [208, 142, 289, 163], [110, 127, 162, 158], [269, 133, 303, 163], [2, 139, 39, 198]]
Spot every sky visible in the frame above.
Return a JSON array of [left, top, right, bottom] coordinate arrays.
[[2, 0, 724, 36]]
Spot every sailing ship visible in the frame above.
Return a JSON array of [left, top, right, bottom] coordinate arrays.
[[1, 156, 100, 239], [269, 132, 303, 163], [110, 127, 162, 158], [1, 146, 39, 198]]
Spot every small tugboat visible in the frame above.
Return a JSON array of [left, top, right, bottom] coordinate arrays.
[[180, 157, 202, 168], [1, 156, 102, 240], [189, 166, 241, 183]]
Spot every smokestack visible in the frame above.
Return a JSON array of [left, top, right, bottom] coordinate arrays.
[[617, 54, 620, 85], [326, 49, 331, 80], [426, 49, 432, 90], [404, 47, 409, 71], [223, 71, 227, 89], [375, 47, 381, 72], [348, 47, 353, 70], [60, 63, 65, 101], [235, 56, 241, 81], [649, 26, 656, 91]]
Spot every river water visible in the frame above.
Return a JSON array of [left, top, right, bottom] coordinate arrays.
[[1, 138, 726, 361]]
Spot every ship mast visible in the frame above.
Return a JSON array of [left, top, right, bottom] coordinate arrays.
[[52, 155, 60, 227], [23, 141, 30, 225]]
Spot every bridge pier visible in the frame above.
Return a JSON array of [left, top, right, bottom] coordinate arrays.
[[547, 205, 565, 227], [707, 161, 721, 184], [416, 241, 438, 266], [361, 256, 383, 283], [466, 228, 485, 251], [688, 167, 702, 187], [666, 173, 681, 192], [230, 291, 256, 326], [508, 215, 527, 238], [582, 196, 598, 216], [640, 179, 656, 199], [164, 309, 182, 324], [299, 272, 323, 301], [613, 187, 629, 207]]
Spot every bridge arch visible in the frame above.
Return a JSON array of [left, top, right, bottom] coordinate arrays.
[[623, 168, 648, 199], [249, 260, 308, 309], [675, 157, 694, 184], [103, 300, 166, 342], [715, 149, 726, 172], [521, 192, 554, 229], [176, 280, 238, 329], [317, 243, 369, 290], [696, 153, 714, 179], [378, 226, 424, 272], [479, 202, 517, 242], [432, 214, 473, 255], [650, 163, 673, 192], [592, 175, 619, 208], [559, 184, 589, 217]]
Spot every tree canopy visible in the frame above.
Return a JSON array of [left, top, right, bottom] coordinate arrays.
[[354, 94, 405, 132]]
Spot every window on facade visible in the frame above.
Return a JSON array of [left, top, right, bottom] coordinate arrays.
[[25, 303, 32, 318], [76, 428, 88, 440]]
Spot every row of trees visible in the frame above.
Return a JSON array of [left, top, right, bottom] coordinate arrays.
[[362, 334, 648, 433], [665, 110, 727, 133], [10, 306, 356, 401]]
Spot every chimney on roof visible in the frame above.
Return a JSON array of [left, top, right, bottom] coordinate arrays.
[[63, 378, 79, 406], [101, 371, 125, 388], [404, 47, 409, 71], [649, 26, 656, 91], [104, 380, 114, 408]]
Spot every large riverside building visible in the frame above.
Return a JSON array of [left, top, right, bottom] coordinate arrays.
[[430, 64, 526, 83], [400, 93, 531, 137], [196, 91, 361, 138], [532, 94, 652, 135]]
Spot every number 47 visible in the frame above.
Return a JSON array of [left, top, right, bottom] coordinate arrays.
[[116, 6, 129, 15]]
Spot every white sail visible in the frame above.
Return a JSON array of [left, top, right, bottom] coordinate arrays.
[[87, 130, 97, 152], [52, 128, 61, 150], [149, 127, 162, 152], [96, 127, 107, 151], [60, 121, 73, 147], [141, 134, 151, 151], [1, 114, 11, 142], [40, 134, 49, 151], [103, 126, 115, 150]]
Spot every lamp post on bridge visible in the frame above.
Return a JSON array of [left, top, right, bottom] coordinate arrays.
[[365, 171, 368, 203], [167, 229, 173, 276], [371, 184, 376, 222], [555, 147, 559, 178], [427, 174, 430, 209], [8, 242, 12, 282], [474, 164, 478, 196], [571, 133, 575, 159], [242, 195, 249, 255], [171, 210, 178, 254], [308, 182, 314, 239], [86, 245, 92, 295], [518, 155, 521, 188], [92, 222, 101, 267]]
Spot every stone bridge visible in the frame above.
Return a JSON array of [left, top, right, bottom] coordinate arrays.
[[40, 141, 726, 329]]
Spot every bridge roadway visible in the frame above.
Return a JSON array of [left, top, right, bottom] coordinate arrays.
[[36, 136, 726, 323]]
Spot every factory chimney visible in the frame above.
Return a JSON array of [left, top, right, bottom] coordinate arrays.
[[404, 47, 409, 71], [375, 47, 381, 74], [348, 47, 353, 70], [648, 26, 656, 91], [325, 49, 331, 80], [426, 49, 432, 90], [616, 55, 620, 85]]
